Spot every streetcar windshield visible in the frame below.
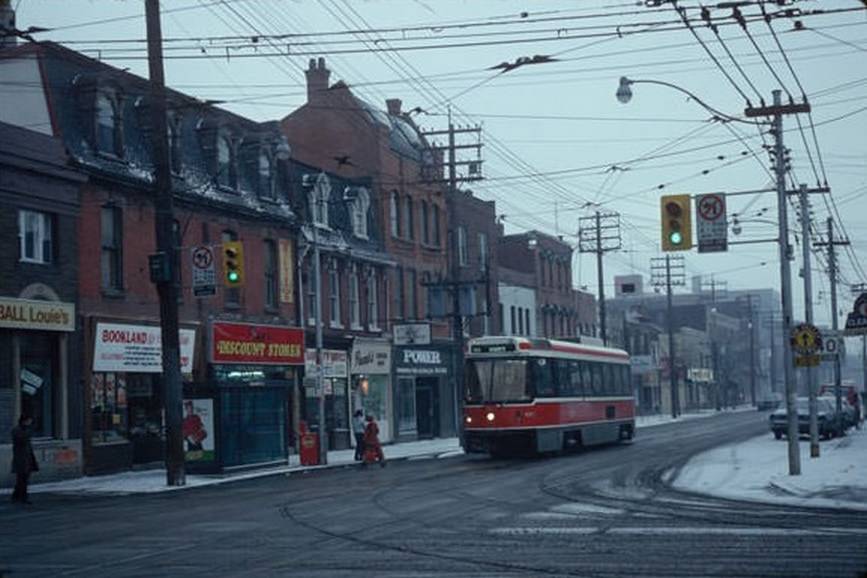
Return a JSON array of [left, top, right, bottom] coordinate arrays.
[[465, 358, 531, 403]]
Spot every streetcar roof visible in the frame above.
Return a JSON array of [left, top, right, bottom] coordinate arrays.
[[467, 336, 629, 362]]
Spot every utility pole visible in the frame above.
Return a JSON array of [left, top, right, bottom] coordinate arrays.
[[578, 212, 621, 346], [745, 89, 809, 476], [313, 195, 327, 465], [651, 255, 685, 418], [145, 0, 184, 486], [744, 294, 756, 408], [816, 218, 850, 420], [798, 184, 820, 458]]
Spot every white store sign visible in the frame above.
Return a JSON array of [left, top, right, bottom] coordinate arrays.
[[93, 322, 196, 374]]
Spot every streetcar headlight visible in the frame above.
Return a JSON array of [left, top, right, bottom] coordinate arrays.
[[465, 416, 473, 424], [486, 412, 495, 422]]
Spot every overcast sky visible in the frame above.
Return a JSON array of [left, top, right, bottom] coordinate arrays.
[[14, 0, 867, 327]]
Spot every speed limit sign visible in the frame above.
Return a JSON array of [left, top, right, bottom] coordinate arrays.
[[821, 332, 844, 361]]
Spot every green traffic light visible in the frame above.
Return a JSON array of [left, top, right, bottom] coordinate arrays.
[[669, 231, 683, 245], [227, 271, 240, 283]]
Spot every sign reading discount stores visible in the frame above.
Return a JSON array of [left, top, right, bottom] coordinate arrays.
[[211, 321, 304, 365], [696, 193, 728, 253]]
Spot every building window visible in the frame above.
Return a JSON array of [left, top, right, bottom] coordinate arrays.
[[394, 267, 404, 320], [407, 269, 417, 320], [100, 206, 123, 290], [309, 174, 330, 227], [421, 201, 430, 244], [96, 92, 122, 156], [432, 204, 441, 246], [18, 210, 53, 265], [367, 269, 379, 330], [478, 232, 488, 272], [168, 114, 182, 174], [390, 191, 401, 237], [259, 151, 275, 200], [349, 264, 361, 328], [404, 196, 414, 240], [264, 240, 278, 309], [510, 306, 516, 335], [518, 307, 524, 335], [499, 303, 504, 333], [457, 226, 468, 267], [329, 259, 341, 327], [217, 135, 237, 189], [525, 309, 531, 336], [351, 187, 370, 239], [222, 230, 239, 306]]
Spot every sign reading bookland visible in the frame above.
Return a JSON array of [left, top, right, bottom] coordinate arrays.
[[211, 321, 304, 365], [0, 297, 75, 332], [93, 322, 196, 373]]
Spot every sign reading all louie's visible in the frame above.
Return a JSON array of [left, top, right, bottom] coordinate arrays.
[[0, 297, 75, 331], [211, 321, 304, 365]]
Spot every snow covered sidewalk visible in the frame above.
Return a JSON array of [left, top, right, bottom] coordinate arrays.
[[673, 426, 867, 511]]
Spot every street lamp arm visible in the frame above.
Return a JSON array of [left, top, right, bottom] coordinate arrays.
[[617, 77, 762, 126]]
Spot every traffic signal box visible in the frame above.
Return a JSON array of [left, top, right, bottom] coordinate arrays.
[[660, 194, 693, 251], [222, 241, 245, 286]]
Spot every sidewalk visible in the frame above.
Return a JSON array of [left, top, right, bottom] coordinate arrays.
[[2, 406, 746, 496], [673, 425, 867, 511]]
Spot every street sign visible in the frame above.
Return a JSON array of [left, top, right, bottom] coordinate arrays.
[[791, 323, 822, 367], [696, 193, 727, 253], [191, 245, 216, 298], [820, 331, 844, 362], [844, 292, 867, 335]]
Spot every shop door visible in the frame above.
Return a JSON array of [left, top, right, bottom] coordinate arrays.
[[127, 375, 164, 464], [415, 382, 434, 439], [20, 333, 55, 438]]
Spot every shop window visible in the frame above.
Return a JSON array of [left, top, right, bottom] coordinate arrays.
[[367, 269, 379, 330], [91, 372, 128, 443], [222, 230, 239, 306], [398, 377, 417, 435], [18, 209, 53, 265], [20, 333, 55, 438], [264, 239, 278, 309], [349, 264, 361, 329]]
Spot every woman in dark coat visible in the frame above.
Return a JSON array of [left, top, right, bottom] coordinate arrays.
[[11, 415, 38, 504]]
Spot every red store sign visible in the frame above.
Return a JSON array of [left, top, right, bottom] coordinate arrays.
[[211, 322, 304, 365]]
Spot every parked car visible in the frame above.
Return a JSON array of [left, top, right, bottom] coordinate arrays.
[[757, 392, 782, 411], [820, 395, 856, 430], [769, 397, 844, 440]]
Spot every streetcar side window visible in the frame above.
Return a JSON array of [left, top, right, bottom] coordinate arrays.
[[555, 359, 573, 396], [465, 360, 492, 403], [531, 358, 555, 398], [569, 360, 584, 397], [492, 359, 531, 402], [579, 361, 593, 396], [621, 366, 631, 396], [605, 364, 617, 396]]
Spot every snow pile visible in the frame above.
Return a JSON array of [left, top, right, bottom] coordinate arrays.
[[674, 427, 867, 511]]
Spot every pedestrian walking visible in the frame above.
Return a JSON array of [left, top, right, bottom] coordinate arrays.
[[352, 409, 366, 461], [10, 415, 38, 505], [362, 415, 386, 467]]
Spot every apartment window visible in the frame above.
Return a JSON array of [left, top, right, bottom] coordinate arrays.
[[457, 227, 468, 267], [421, 201, 430, 244], [404, 196, 414, 240], [222, 230, 239, 306], [367, 269, 379, 330], [100, 207, 123, 290], [394, 267, 404, 320], [264, 240, 278, 309], [432, 204, 441, 246], [478, 232, 488, 271], [19, 210, 53, 265], [390, 192, 401, 237], [518, 307, 524, 335], [217, 135, 237, 189], [350, 187, 370, 239], [309, 174, 330, 227], [329, 259, 341, 327], [259, 151, 275, 200], [510, 306, 516, 335], [96, 92, 122, 156], [407, 269, 417, 320], [349, 264, 361, 328]]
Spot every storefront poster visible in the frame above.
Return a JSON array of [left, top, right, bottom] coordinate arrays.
[[305, 349, 349, 378], [350, 340, 391, 375], [93, 323, 196, 374], [211, 322, 304, 365], [183, 398, 215, 462]]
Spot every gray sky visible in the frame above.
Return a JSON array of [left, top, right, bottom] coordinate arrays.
[[15, 0, 867, 326]]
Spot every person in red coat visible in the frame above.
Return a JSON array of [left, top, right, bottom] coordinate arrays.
[[362, 415, 386, 467]]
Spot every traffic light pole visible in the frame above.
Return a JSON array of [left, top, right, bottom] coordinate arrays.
[[145, 0, 185, 486]]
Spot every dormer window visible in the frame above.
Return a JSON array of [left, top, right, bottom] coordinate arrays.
[[258, 150, 275, 200], [217, 134, 237, 189], [96, 92, 122, 157], [350, 187, 370, 239], [308, 172, 330, 227]]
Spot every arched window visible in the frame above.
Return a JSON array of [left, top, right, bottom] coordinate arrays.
[[96, 93, 121, 156], [351, 187, 370, 238], [390, 191, 401, 237], [258, 151, 274, 199]]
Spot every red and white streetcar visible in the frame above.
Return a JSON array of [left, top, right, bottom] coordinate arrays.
[[462, 336, 635, 456]]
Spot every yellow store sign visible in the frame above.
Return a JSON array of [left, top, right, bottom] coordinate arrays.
[[0, 297, 75, 332]]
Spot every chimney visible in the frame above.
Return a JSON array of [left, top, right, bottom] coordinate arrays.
[[305, 57, 331, 103], [0, 0, 16, 49], [386, 98, 402, 116]]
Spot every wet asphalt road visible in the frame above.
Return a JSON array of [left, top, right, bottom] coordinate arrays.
[[1, 411, 866, 578]]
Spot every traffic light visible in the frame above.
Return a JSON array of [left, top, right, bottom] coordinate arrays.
[[660, 194, 692, 251], [222, 241, 245, 286]]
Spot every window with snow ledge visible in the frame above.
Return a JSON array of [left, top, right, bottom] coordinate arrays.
[[349, 187, 370, 239], [95, 91, 124, 158]]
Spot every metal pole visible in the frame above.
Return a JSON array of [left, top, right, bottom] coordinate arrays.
[[827, 217, 843, 419], [145, 0, 185, 486], [800, 184, 820, 458], [313, 198, 327, 464], [448, 110, 464, 438], [772, 89, 801, 476], [596, 212, 607, 346], [666, 255, 678, 418]]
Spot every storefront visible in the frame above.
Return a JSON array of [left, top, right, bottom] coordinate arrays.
[[393, 343, 455, 441], [350, 339, 392, 443], [87, 320, 197, 474], [0, 295, 81, 486], [205, 321, 303, 472], [303, 348, 350, 450]]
